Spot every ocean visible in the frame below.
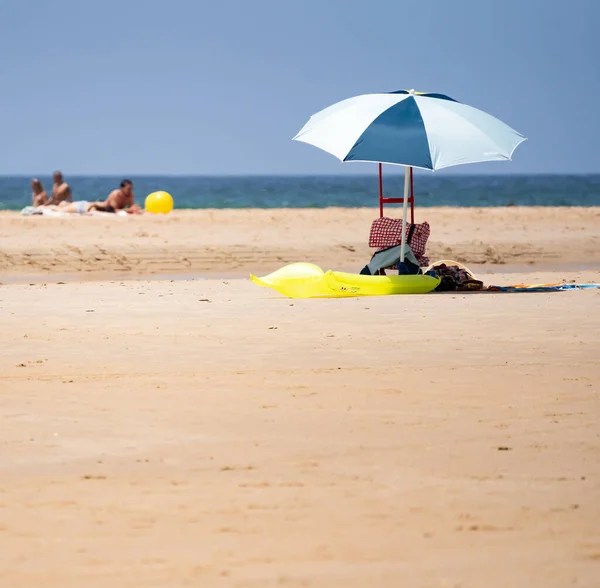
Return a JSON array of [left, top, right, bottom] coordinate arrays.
[[1, 174, 599, 211]]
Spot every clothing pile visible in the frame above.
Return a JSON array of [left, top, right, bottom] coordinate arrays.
[[424, 261, 484, 291]]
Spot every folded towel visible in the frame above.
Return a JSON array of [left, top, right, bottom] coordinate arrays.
[[20, 206, 43, 215]]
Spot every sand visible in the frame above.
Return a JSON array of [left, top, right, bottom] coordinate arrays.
[[1, 207, 599, 587], [2, 207, 600, 279]]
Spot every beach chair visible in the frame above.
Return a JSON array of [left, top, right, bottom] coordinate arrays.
[[365, 165, 427, 275], [378, 163, 415, 222]]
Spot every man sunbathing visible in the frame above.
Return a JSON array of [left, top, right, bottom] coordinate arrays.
[[88, 179, 140, 213], [45, 171, 72, 206], [47, 180, 143, 214]]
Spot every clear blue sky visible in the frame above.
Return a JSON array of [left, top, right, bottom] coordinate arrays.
[[1, 0, 597, 175]]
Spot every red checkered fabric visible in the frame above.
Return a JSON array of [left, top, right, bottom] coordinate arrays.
[[368, 217, 431, 266]]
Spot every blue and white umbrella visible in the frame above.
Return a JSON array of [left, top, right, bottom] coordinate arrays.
[[293, 89, 527, 260]]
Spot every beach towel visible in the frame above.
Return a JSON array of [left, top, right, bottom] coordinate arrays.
[[486, 283, 600, 293], [19, 206, 130, 217], [20, 206, 43, 215]]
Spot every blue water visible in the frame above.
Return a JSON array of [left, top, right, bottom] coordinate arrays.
[[1, 174, 599, 210]]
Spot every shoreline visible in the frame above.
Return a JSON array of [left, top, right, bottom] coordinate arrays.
[[3, 204, 600, 212]]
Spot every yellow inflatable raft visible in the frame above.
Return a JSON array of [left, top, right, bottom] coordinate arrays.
[[250, 263, 440, 299]]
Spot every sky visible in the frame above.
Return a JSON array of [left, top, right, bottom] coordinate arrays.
[[0, 0, 598, 176]]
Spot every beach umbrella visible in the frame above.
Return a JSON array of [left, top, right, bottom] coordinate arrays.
[[293, 89, 526, 261]]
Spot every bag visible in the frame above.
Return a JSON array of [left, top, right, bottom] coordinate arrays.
[[360, 242, 422, 276], [396, 257, 421, 275], [360, 225, 421, 276]]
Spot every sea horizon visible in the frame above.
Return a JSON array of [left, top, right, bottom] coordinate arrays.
[[2, 172, 599, 178], [2, 173, 600, 210]]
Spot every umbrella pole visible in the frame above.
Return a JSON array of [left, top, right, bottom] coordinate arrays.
[[410, 166, 414, 224], [400, 166, 410, 261], [378, 163, 383, 217]]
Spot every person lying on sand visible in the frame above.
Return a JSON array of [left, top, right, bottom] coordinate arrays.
[[46, 201, 99, 214], [31, 178, 47, 206], [45, 171, 72, 206], [45, 180, 143, 215], [87, 179, 141, 214]]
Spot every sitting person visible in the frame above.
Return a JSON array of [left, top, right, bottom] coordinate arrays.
[[45, 170, 72, 205], [31, 178, 47, 206]]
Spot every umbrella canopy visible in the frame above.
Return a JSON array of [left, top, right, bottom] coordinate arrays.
[[293, 89, 526, 171], [292, 89, 527, 262]]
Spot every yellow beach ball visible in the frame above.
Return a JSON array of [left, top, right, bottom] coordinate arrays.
[[145, 191, 174, 214]]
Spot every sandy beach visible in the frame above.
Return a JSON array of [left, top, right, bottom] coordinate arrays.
[[2, 207, 600, 279], [1, 207, 599, 587]]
